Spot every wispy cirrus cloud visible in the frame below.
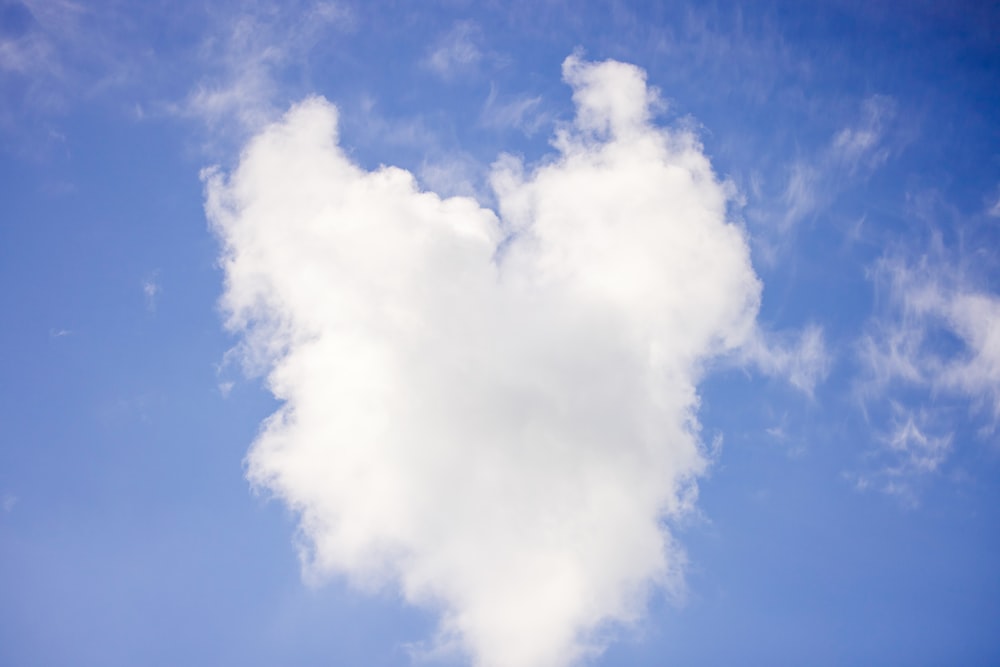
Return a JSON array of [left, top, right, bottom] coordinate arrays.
[[423, 20, 483, 80], [479, 84, 549, 135], [830, 95, 895, 174], [173, 1, 353, 137], [855, 240, 1000, 498], [0, 0, 139, 151], [746, 94, 899, 264], [848, 404, 953, 505], [741, 324, 831, 397], [860, 253, 1000, 417], [780, 95, 897, 231]]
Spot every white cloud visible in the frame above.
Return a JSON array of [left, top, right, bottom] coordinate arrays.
[[2, 493, 16, 513], [862, 255, 1000, 417], [207, 56, 764, 667], [883, 408, 952, 475], [175, 1, 353, 135], [849, 405, 953, 505], [177, 14, 283, 132], [742, 324, 831, 396], [424, 21, 482, 80], [933, 293, 1000, 411], [857, 250, 1000, 495]]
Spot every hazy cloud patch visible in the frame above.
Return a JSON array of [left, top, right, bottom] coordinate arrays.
[[424, 21, 483, 80], [143, 272, 160, 312], [480, 85, 548, 135], [831, 95, 894, 173], [742, 324, 830, 396], [2, 492, 17, 513], [848, 404, 953, 506], [174, 1, 353, 138]]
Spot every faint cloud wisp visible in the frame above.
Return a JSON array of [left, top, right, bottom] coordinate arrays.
[[423, 20, 482, 80]]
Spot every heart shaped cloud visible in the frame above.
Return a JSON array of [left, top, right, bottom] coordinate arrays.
[[205, 55, 761, 667]]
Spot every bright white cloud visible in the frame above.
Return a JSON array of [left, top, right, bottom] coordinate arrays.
[[207, 56, 765, 667]]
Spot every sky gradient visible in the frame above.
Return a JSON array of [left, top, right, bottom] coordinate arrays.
[[2, 1, 999, 666]]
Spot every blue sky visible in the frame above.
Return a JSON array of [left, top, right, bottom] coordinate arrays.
[[2, 1, 999, 666]]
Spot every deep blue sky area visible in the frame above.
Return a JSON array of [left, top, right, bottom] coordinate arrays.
[[2, 2, 999, 666]]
